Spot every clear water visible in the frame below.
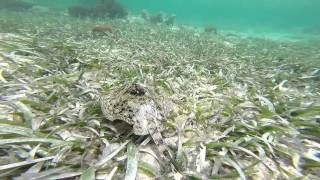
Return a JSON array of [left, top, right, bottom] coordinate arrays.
[[31, 0, 320, 40], [123, 0, 320, 40], [1, 1, 319, 179]]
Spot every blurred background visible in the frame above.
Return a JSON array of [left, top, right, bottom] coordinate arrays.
[[30, 0, 320, 39]]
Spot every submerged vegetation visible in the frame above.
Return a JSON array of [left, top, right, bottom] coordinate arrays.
[[204, 25, 218, 34], [68, 0, 128, 19], [0, 7, 320, 180], [91, 24, 114, 34], [0, 0, 33, 11], [141, 10, 176, 26]]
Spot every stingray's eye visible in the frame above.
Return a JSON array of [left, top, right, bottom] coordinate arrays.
[[163, 150, 171, 158], [128, 84, 146, 96]]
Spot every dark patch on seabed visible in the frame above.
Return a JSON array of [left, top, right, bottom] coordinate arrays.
[[0, 0, 319, 179]]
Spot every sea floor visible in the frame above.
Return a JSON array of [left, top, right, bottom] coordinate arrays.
[[0, 10, 320, 180], [224, 29, 320, 43]]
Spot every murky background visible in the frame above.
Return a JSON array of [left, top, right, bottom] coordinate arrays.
[[29, 0, 320, 39]]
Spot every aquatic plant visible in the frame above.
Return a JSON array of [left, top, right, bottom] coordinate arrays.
[[149, 12, 164, 24], [68, 0, 128, 19], [141, 11, 176, 26], [68, 5, 92, 18], [204, 25, 218, 34], [92, 24, 114, 34], [141, 9, 150, 20], [94, 0, 128, 18], [0, 9, 319, 180], [0, 0, 33, 11], [164, 14, 176, 26]]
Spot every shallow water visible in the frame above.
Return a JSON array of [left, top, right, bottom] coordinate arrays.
[[30, 0, 320, 40], [125, 0, 320, 40], [1, 0, 320, 179]]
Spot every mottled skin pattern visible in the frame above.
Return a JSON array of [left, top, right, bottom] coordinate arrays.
[[100, 83, 176, 170], [100, 83, 163, 135]]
